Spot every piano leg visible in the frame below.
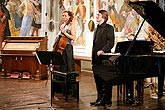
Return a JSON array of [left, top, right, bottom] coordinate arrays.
[[126, 81, 134, 105], [135, 79, 144, 104], [158, 58, 165, 102], [125, 79, 144, 105]]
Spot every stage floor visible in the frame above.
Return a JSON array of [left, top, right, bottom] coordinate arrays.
[[0, 72, 165, 110]]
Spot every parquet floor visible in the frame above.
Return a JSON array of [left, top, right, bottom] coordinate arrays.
[[0, 72, 165, 110]]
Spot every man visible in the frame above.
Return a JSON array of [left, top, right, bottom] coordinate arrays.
[[90, 9, 115, 107]]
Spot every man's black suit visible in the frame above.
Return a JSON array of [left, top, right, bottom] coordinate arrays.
[[92, 22, 115, 105]]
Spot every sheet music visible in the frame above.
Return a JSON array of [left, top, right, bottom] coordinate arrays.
[[101, 53, 121, 63], [153, 50, 165, 53], [101, 52, 121, 56], [35, 52, 42, 65]]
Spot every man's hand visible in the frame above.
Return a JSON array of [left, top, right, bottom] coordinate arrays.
[[97, 50, 104, 56]]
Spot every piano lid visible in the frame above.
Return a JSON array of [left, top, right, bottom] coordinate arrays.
[[129, 1, 165, 38]]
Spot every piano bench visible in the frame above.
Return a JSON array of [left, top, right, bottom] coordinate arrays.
[[52, 71, 79, 102]]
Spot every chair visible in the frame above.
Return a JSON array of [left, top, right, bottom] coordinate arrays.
[[52, 70, 79, 102]]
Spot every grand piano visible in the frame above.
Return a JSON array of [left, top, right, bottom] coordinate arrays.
[[101, 1, 165, 103]]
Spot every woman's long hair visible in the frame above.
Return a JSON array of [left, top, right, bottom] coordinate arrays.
[[63, 10, 74, 24]]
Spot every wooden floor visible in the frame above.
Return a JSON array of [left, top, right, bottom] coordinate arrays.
[[0, 72, 165, 110]]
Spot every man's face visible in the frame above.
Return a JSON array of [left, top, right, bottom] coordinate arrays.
[[96, 12, 103, 22]]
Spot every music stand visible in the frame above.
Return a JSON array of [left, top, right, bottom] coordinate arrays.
[[35, 51, 63, 110]]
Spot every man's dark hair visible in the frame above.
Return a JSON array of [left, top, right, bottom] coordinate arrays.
[[99, 10, 108, 22]]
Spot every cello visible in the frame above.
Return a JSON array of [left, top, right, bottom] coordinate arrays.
[[53, 34, 68, 54], [53, 20, 71, 54]]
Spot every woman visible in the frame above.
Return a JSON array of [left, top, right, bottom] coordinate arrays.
[[56, 10, 76, 72], [52, 11, 76, 98]]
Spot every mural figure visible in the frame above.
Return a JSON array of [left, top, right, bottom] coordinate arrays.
[[119, 0, 132, 32], [98, 0, 120, 31], [107, 0, 120, 31], [145, 25, 165, 51], [0, 0, 10, 48], [31, 0, 41, 36], [122, 9, 140, 37], [73, 0, 86, 46], [90, 0, 94, 19], [58, 0, 65, 22], [6, 0, 22, 36], [18, 0, 36, 36]]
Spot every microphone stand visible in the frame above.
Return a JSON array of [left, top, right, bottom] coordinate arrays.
[[38, 60, 56, 110]]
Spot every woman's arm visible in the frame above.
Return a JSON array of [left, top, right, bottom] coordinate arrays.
[[62, 22, 76, 40]]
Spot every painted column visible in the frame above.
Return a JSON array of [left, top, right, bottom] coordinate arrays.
[[40, 0, 48, 36]]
